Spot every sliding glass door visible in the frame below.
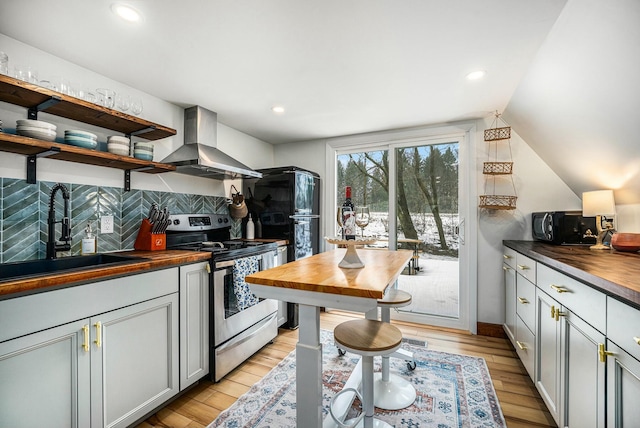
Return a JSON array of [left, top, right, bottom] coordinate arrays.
[[332, 128, 473, 331]]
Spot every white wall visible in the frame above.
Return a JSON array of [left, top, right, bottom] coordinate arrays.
[[0, 34, 274, 197]]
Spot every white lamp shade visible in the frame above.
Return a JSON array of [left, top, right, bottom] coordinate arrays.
[[582, 190, 616, 217]]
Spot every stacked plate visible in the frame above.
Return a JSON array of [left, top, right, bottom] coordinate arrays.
[[107, 135, 130, 156], [134, 142, 154, 161], [16, 119, 57, 142], [64, 130, 98, 149]]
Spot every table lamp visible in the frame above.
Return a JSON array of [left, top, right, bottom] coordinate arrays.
[[582, 190, 616, 250]]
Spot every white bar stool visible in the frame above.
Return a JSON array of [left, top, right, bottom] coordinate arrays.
[[331, 319, 402, 428], [373, 289, 417, 410]]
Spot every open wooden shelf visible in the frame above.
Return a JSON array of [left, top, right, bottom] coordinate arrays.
[[0, 74, 176, 140], [0, 74, 178, 189], [0, 133, 175, 174]]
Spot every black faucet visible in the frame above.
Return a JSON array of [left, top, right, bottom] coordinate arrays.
[[46, 183, 72, 259]]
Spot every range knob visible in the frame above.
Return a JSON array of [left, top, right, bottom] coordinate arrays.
[[223, 217, 229, 223], [217, 217, 223, 223], [173, 219, 180, 225]]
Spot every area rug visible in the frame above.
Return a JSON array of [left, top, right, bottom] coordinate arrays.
[[209, 330, 505, 428]]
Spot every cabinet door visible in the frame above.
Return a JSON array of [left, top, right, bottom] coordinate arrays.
[[0, 319, 91, 428], [606, 340, 640, 428], [180, 262, 210, 390], [560, 309, 605, 428], [535, 289, 561, 425], [91, 293, 179, 428], [503, 262, 516, 344]]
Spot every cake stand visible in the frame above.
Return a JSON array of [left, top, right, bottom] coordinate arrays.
[[325, 237, 378, 268]]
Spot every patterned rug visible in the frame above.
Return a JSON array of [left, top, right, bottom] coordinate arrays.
[[209, 330, 505, 428]]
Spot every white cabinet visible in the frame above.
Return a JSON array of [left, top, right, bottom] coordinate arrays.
[[0, 268, 180, 428], [503, 246, 517, 343], [606, 297, 640, 427], [535, 289, 561, 424], [0, 319, 91, 428], [179, 262, 210, 389]]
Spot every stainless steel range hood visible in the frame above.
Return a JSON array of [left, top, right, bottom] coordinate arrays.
[[162, 106, 262, 179]]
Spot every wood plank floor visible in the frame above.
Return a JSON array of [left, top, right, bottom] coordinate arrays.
[[136, 311, 557, 428]]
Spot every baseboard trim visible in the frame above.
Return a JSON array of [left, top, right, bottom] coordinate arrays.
[[477, 322, 507, 338]]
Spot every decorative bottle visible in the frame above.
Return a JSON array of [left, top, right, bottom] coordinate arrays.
[[255, 217, 262, 238], [246, 214, 255, 240], [342, 186, 356, 240]]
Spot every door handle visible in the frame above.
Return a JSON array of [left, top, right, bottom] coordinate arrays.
[[82, 325, 90, 352], [94, 321, 102, 348]]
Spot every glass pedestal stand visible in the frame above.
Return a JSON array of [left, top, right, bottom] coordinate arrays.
[[325, 237, 377, 269]]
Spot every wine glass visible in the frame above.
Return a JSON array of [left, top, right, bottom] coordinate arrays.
[[355, 207, 370, 237]]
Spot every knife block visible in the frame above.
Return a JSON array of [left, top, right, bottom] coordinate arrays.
[[134, 218, 166, 251]]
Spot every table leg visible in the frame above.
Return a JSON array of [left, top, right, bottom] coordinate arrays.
[[297, 304, 323, 428]]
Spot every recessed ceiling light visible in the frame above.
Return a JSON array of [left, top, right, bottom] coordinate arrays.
[[111, 3, 142, 23], [272, 106, 285, 114], [466, 70, 486, 80]]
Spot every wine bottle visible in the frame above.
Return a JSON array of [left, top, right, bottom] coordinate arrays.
[[342, 186, 356, 240]]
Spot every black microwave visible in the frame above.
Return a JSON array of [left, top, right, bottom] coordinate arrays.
[[532, 211, 597, 245]]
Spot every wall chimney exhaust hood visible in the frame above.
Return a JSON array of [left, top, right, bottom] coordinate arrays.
[[161, 106, 262, 179]]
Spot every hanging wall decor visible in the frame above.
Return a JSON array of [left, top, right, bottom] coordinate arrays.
[[479, 111, 517, 210]]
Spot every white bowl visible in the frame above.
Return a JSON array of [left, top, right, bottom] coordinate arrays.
[[108, 135, 130, 145], [17, 128, 57, 141], [134, 142, 154, 150], [107, 140, 129, 148], [65, 136, 98, 149], [16, 119, 56, 131], [108, 146, 130, 156]]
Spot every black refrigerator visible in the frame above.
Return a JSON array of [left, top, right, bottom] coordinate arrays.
[[246, 166, 320, 329]]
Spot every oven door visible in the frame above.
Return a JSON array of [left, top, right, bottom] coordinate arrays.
[[213, 251, 277, 347]]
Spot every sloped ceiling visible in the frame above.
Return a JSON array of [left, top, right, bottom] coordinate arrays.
[[503, 0, 640, 204]]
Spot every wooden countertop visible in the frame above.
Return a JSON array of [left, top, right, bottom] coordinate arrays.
[[245, 248, 413, 299], [504, 240, 640, 308], [0, 250, 211, 300]]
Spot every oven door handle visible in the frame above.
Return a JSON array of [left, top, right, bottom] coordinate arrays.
[[215, 260, 235, 269], [216, 312, 277, 353]]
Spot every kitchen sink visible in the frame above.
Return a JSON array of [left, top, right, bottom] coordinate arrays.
[[0, 254, 147, 282]]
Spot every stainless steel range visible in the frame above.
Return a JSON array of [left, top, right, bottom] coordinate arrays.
[[166, 213, 279, 382]]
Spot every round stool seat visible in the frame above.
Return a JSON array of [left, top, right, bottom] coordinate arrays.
[[334, 319, 403, 357], [377, 289, 412, 308]]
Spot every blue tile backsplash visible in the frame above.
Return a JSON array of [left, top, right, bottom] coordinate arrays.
[[0, 178, 237, 263]]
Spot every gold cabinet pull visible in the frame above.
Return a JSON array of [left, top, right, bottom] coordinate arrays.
[[82, 325, 90, 352], [205, 263, 211, 274], [516, 341, 527, 350], [503, 254, 512, 259], [503, 266, 511, 271], [518, 297, 529, 304], [551, 305, 556, 319], [634, 337, 640, 346], [554, 307, 566, 322], [598, 343, 614, 363], [517, 264, 529, 270], [550, 284, 568, 293], [94, 321, 102, 348]]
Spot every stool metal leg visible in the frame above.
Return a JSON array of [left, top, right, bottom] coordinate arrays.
[[373, 306, 417, 410]]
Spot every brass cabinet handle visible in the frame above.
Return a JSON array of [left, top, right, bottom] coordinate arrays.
[[94, 321, 102, 348], [550, 284, 569, 293], [82, 325, 90, 352], [517, 297, 529, 304], [503, 254, 512, 259], [598, 343, 614, 363], [554, 308, 566, 322], [551, 305, 556, 319], [205, 263, 211, 274], [517, 264, 529, 270], [634, 337, 640, 346], [516, 341, 527, 351], [503, 266, 511, 271]]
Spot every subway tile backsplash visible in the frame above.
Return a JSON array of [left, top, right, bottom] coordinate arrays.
[[0, 178, 236, 263]]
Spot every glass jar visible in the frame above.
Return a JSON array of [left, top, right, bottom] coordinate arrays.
[[0, 52, 8, 75]]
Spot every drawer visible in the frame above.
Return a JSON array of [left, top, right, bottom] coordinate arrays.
[[515, 315, 535, 380], [516, 253, 537, 284], [516, 275, 536, 332], [537, 264, 606, 333], [503, 246, 517, 269], [607, 297, 640, 361]]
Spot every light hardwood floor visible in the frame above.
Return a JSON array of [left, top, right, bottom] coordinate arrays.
[[136, 311, 557, 428]]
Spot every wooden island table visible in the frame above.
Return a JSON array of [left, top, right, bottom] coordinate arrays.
[[245, 248, 413, 428]]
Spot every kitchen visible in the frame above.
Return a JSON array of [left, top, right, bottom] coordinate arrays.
[[1, 0, 640, 427]]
